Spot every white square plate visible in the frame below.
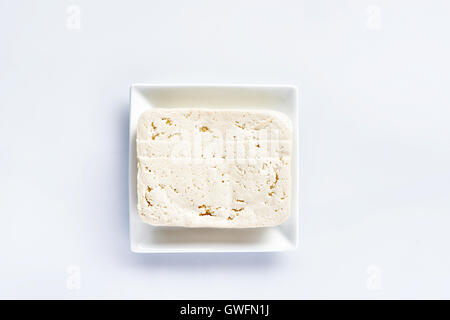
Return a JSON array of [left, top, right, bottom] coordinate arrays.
[[129, 84, 299, 253]]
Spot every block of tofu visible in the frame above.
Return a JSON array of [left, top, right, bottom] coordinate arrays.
[[136, 108, 292, 228]]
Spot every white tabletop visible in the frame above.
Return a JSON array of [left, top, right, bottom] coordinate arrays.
[[1, 0, 450, 299]]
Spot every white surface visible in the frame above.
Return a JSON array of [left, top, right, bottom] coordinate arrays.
[[130, 85, 298, 251], [1, 0, 450, 299]]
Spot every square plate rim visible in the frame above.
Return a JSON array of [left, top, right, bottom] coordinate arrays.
[[128, 83, 299, 253]]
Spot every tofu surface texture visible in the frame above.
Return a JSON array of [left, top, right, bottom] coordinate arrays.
[[136, 108, 292, 228]]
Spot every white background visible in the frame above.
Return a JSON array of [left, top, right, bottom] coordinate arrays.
[[1, 0, 450, 299]]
